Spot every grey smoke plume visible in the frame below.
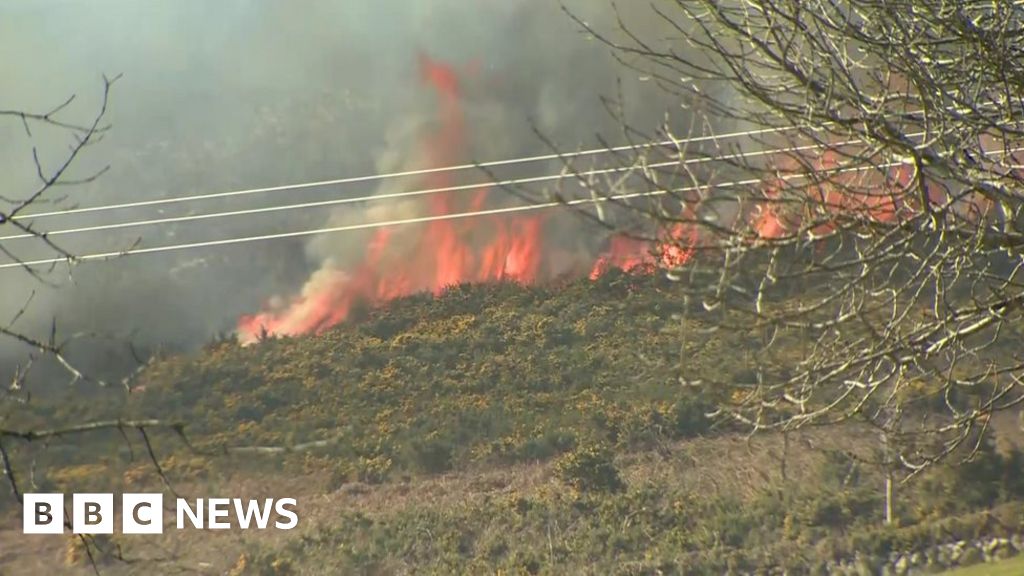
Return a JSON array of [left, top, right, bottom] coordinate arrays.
[[0, 0, 699, 378]]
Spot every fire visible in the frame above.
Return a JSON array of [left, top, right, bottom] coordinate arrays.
[[588, 221, 697, 280], [749, 147, 908, 241], [237, 55, 717, 344], [249, 55, 932, 343], [238, 55, 551, 342]]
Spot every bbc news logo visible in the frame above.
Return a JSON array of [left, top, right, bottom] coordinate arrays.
[[23, 493, 298, 534]]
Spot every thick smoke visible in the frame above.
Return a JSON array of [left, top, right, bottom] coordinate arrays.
[[0, 1, 697, 377]]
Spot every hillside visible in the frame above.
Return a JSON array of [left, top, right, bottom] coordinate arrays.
[[123, 271, 732, 477], [4, 271, 1024, 575]]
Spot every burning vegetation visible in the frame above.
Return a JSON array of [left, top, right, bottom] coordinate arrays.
[[236, 55, 692, 342], [235, 56, 954, 345]]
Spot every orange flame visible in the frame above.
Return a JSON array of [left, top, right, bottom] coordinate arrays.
[[238, 56, 548, 342], [248, 57, 938, 343]]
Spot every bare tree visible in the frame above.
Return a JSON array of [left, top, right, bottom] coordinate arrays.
[[0, 76, 197, 571], [0, 75, 121, 387], [529, 0, 1024, 496], [0, 83, 353, 569]]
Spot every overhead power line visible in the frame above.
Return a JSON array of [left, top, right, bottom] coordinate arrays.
[[0, 180, 755, 270], [0, 136, 879, 243], [12, 124, 804, 222], [2, 119, 1014, 271], [11, 105, 984, 224], [0, 156, 936, 271]]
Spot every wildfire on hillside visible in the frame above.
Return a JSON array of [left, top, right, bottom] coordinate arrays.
[[237, 55, 915, 344], [237, 55, 687, 343]]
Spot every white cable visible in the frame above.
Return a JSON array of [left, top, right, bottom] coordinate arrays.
[[0, 158, 922, 271], [0, 137, 866, 242], [12, 105, 999, 223], [10, 124, 805, 221], [0, 161, 675, 241], [0, 187, 722, 270], [3, 141, 1015, 271]]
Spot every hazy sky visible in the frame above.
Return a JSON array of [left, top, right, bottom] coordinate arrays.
[[0, 0, 687, 376]]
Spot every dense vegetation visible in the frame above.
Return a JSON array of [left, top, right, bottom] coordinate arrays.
[[13, 271, 727, 482], [5, 271, 1024, 574]]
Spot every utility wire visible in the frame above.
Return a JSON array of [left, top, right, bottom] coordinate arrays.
[[0, 180, 755, 270], [2, 125, 1015, 270], [0, 160, 673, 241], [0, 157, 936, 271], [10, 124, 809, 222], [0, 136, 878, 242], [11, 105, 999, 223]]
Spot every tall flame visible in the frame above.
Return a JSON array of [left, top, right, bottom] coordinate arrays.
[[249, 56, 931, 343], [237, 56, 551, 342]]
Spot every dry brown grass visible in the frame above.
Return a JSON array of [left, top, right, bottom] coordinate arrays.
[[1, 414, 1020, 575]]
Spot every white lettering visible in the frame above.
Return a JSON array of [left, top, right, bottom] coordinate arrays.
[[176, 498, 204, 529], [274, 498, 298, 530], [233, 498, 274, 529], [207, 498, 231, 529]]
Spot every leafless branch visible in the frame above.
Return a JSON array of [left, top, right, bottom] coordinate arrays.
[[539, 0, 1024, 476]]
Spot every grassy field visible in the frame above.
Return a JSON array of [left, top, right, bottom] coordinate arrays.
[[942, 556, 1024, 575]]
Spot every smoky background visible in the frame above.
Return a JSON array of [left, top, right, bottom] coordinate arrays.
[[0, 0, 727, 380]]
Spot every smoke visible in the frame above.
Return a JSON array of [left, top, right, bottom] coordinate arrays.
[[0, 0, 699, 377]]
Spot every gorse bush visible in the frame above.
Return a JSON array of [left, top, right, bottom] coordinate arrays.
[[330, 454, 393, 487], [233, 465, 1024, 576], [407, 437, 454, 474], [55, 276, 734, 480], [554, 443, 625, 493], [668, 395, 713, 438]]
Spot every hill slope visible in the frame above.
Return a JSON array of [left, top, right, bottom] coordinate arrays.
[[5, 272, 1024, 575], [128, 272, 730, 477]]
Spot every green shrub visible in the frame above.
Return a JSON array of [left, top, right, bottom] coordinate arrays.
[[914, 431, 1024, 518], [407, 438, 454, 474], [669, 396, 713, 438], [514, 429, 576, 461], [554, 443, 625, 493], [331, 455, 393, 486]]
